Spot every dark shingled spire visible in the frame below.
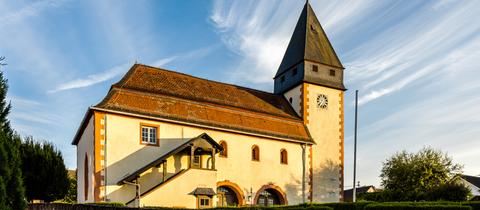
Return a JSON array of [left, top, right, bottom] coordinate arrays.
[[275, 1, 343, 78], [273, 1, 345, 94]]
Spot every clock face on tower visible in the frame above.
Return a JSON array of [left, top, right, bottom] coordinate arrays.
[[317, 94, 328, 109]]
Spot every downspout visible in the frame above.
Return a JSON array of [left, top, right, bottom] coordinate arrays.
[[301, 143, 307, 204], [104, 115, 108, 201]]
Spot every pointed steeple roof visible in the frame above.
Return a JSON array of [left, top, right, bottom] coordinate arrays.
[[275, 1, 343, 78]]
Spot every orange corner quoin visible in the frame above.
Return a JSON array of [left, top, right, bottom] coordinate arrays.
[[93, 111, 106, 202], [72, 0, 345, 207]]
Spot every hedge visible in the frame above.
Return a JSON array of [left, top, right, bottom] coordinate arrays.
[[319, 202, 375, 210], [461, 202, 480, 210], [144, 206, 332, 210], [26, 202, 480, 210], [365, 204, 471, 210]]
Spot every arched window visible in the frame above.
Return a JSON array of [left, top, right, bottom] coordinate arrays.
[[84, 154, 89, 201], [219, 141, 228, 157], [217, 186, 238, 207], [252, 145, 260, 161], [280, 149, 288, 164]]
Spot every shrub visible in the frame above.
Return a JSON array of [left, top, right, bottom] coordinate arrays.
[[462, 202, 480, 210], [319, 202, 375, 210], [365, 203, 471, 210], [85, 202, 126, 207], [426, 182, 471, 201]]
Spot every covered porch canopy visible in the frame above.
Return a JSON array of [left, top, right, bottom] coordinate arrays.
[[118, 133, 224, 185]]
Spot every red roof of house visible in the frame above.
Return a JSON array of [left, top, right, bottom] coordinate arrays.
[[73, 64, 312, 144]]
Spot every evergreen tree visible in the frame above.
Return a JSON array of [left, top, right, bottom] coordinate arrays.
[[0, 57, 26, 209], [63, 175, 77, 203], [0, 56, 12, 135], [20, 138, 69, 202]]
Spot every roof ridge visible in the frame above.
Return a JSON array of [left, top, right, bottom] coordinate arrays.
[[109, 86, 303, 122], [135, 63, 278, 96]]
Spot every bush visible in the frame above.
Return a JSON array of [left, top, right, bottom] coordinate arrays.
[[85, 202, 126, 207], [462, 202, 480, 210], [426, 182, 471, 201], [365, 203, 471, 210], [319, 202, 375, 210]]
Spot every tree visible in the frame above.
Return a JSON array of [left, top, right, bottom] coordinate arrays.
[[0, 56, 12, 136], [0, 57, 27, 210], [426, 181, 471, 201], [62, 175, 77, 203], [20, 137, 69, 202], [380, 147, 467, 201]]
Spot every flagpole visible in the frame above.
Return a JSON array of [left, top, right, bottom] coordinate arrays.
[[352, 90, 358, 202]]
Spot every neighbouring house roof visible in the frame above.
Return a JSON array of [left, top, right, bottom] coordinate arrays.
[[193, 188, 216, 196], [460, 174, 480, 188], [118, 133, 223, 184], [72, 64, 313, 145], [275, 1, 343, 78], [343, 185, 376, 201]]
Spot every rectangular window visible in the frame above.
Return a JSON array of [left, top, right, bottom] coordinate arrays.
[[329, 69, 336, 76], [198, 196, 212, 208], [312, 65, 318, 72], [281, 75, 285, 83], [193, 155, 201, 168], [140, 124, 158, 146]]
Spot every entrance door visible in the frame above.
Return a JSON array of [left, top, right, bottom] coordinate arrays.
[[257, 189, 281, 206], [217, 186, 239, 206]]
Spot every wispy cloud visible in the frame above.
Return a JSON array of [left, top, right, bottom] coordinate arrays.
[[209, 1, 300, 85], [209, 0, 381, 88], [8, 96, 62, 128], [0, 0, 67, 28], [346, 1, 480, 105], [47, 62, 133, 93], [48, 45, 218, 93]]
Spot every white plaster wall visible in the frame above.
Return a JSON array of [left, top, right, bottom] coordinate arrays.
[[102, 113, 308, 206], [76, 115, 95, 203], [140, 168, 217, 208], [283, 85, 303, 117], [104, 114, 190, 203], [461, 179, 480, 196], [305, 83, 343, 202]]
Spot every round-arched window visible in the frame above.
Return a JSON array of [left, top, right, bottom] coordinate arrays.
[[251, 145, 260, 161], [84, 154, 89, 201], [257, 189, 281, 206], [217, 186, 238, 206], [280, 149, 288, 164], [219, 141, 228, 157]]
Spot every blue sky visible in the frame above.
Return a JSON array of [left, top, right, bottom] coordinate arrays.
[[1, 0, 479, 188]]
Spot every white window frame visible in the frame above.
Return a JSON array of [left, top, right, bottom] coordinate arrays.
[[141, 126, 157, 145]]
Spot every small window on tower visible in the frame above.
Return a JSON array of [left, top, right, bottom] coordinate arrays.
[[312, 65, 318, 72], [281, 75, 285, 83], [289, 97, 293, 104], [329, 69, 336, 76], [310, 24, 317, 33], [292, 68, 297, 76]]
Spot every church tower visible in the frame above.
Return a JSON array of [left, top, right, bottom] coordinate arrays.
[[274, 1, 345, 202]]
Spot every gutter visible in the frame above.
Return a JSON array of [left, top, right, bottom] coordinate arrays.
[[89, 107, 315, 145]]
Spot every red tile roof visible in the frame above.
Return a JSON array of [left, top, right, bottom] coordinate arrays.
[[75, 64, 312, 144]]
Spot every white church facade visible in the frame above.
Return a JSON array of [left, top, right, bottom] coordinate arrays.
[[73, 1, 346, 208]]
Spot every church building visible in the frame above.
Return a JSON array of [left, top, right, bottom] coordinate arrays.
[[73, 1, 345, 208]]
